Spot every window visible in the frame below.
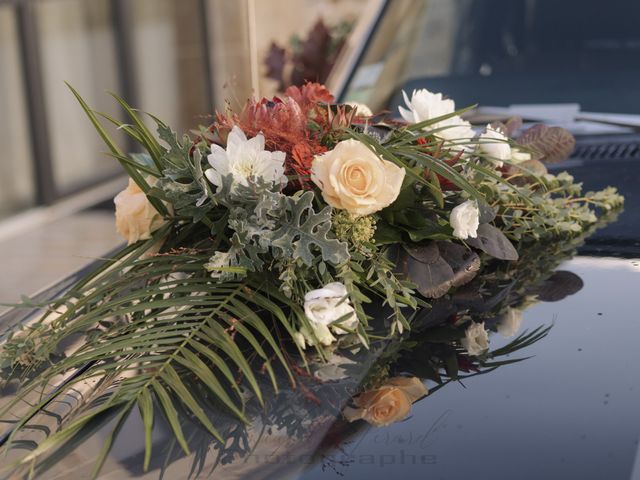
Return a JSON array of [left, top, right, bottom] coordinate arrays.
[[0, 0, 213, 219], [0, 6, 35, 218]]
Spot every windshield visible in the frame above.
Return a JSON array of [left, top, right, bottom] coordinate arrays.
[[342, 0, 640, 115]]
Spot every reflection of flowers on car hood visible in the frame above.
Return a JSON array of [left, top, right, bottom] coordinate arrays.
[[462, 321, 489, 356], [343, 377, 428, 426], [497, 308, 524, 338]]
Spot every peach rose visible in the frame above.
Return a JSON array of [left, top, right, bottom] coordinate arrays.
[[114, 179, 166, 245], [343, 377, 428, 426], [311, 139, 405, 217]]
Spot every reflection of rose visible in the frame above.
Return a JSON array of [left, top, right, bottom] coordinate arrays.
[[462, 321, 489, 356], [343, 377, 428, 426]]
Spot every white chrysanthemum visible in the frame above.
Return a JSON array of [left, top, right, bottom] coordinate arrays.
[[478, 125, 511, 167], [205, 126, 287, 191], [462, 322, 489, 356], [450, 200, 480, 240], [398, 89, 475, 145]]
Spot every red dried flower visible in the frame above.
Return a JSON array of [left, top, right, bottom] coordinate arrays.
[[207, 82, 336, 187]]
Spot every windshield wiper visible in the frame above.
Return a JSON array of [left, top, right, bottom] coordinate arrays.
[[469, 104, 640, 134]]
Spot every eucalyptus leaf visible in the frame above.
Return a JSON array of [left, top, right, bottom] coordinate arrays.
[[466, 224, 519, 261], [394, 242, 481, 298]]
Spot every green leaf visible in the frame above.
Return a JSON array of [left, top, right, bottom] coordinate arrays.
[[109, 92, 165, 171], [466, 224, 519, 261], [66, 83, 168, 216], [138, 388, 154, 471], [160, 365, 224, 442], [152, 381, 190, 455]]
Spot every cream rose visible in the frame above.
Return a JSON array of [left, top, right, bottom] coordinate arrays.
[[311, 139, 405, 217], [478, 125, 511, 167], [343, 377, 428, 426], [461, 321, 489, 356], [114, 179, 166, 245], [450, 199, 480, 239]]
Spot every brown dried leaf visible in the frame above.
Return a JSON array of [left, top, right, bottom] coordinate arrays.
[[517, 124, 576, 163]]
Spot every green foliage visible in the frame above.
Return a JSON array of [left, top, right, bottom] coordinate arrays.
[[206, 179, 349, 282], [269, 190, 350, 265], [475, 169, 624, 241], [332, 211, 376, 246], [154, 144, 215, 224], [0, 247, 298, 477]]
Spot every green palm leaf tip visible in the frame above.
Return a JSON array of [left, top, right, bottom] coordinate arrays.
[[0, 250, 295, 477]]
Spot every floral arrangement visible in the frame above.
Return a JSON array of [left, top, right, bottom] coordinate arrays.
[[0, 82, 623, 477]]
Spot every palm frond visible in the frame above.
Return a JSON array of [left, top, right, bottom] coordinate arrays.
[[0, 246, 298, 477]]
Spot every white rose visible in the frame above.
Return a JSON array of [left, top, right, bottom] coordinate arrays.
[[497, 308, 524, 338], [114, 178, 167, 245], [399, 89, 455, 123], [478, 125, 511, 167], [294, 282, 359, 350], [311, 139, 405, 216], [462, 322, 489, 356], [304, 282, 358, 333], [398, 89, 475, 146], [450, 200, 480, 239], [205, 126, 287, 191], [346, 101, 373, 117], [511, 147, 532, 164], [293, 323, 336, 349]]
